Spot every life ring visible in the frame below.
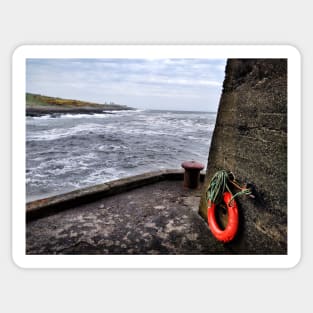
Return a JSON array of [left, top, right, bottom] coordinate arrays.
[[207, 192, 239, 243]]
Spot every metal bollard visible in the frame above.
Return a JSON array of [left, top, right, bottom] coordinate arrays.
[[181, 160, 204, 189]]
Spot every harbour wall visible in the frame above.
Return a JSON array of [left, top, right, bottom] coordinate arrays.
[[199, 59, 287, 254]]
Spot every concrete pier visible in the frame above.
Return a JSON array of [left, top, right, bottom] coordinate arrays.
[[199, 59, 287, 254], [26, 59, 288, 255], [27, 170, 235, 255]]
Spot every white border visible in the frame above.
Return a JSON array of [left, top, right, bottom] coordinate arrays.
[[12, 45, 301, 268]]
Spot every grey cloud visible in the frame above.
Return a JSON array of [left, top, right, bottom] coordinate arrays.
[[26, 58, 226, 111]]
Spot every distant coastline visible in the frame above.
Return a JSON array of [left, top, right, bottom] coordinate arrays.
[[26, 93, 134, 117]]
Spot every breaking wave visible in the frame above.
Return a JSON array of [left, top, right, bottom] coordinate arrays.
[[26, 110, 216, 201]]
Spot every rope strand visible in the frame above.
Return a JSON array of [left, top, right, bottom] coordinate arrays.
[[206, 170, 251, 207]]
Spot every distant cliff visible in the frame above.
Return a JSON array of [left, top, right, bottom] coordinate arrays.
[[199, 59, 287, 254], [26, 93, 134, 116]]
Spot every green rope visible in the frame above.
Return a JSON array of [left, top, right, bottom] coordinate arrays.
[[206, 170, 230, 205], [206, 170, 251, 207], [228, 188, 251, 205]]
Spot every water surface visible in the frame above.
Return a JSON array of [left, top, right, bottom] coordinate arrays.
[[26, 110, 216, 201]]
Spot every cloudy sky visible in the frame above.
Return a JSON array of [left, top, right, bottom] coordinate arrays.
[[26, 58, 227, 111]]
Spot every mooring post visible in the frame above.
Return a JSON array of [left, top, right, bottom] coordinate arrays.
[[181, 160, 204, 189]]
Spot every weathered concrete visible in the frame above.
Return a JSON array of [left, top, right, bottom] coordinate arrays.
[[26, 170, 203, 222], [199, 59, 287, 254], [27, 179, 231, 255], [26, 60, 287, 255]]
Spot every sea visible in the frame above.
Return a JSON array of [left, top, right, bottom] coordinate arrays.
[[26, 110, 217, 202]]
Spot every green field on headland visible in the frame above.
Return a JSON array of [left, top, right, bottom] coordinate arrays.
[[26, 93, 133, 116]]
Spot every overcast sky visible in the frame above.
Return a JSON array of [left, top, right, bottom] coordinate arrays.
[[26, 58, 227, 112]]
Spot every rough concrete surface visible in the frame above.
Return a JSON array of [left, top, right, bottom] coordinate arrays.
[[26, 60, 288, 255], [27, 180, 231, 255], [199, 59, 287, 254]]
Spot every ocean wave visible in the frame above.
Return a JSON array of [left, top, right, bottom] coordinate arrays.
[[27, 123, 106, 141], [26, 110, 140, 121], [58, 113, 110, 119], [26, 110, 216, 201], [28, 114, 52, 120], [57, 111, 142, 119]]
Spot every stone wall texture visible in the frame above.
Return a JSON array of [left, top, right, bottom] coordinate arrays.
[[199, 59, 287, 254]]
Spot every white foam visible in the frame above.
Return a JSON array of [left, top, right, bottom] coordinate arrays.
[[27, 123, 105, 141], [29, 115, 52, 120], [26, 110, 217, 200], [58, 113, 111, 119]]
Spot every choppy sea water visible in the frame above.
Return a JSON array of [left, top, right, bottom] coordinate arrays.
[[26, 110, 217, 202]]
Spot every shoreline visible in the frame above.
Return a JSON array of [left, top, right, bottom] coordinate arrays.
[[26, 107, 133, 117]]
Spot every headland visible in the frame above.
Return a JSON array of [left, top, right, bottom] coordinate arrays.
[[26, 93, 134, 116]]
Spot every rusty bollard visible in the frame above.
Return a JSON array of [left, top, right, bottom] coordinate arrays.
[[181, 161, 204, 189]]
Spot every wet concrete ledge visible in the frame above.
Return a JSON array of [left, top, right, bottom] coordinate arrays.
[[26, 179, 216, 255], [26, 169, 205, 222]]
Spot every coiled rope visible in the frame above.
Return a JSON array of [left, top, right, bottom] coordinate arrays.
[[206, 170, 252, 207]]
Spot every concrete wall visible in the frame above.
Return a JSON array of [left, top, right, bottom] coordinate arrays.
[[199, 59, 287, 254]]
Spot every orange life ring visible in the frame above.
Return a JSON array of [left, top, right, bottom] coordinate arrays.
[[207, 192, 239, 243]]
